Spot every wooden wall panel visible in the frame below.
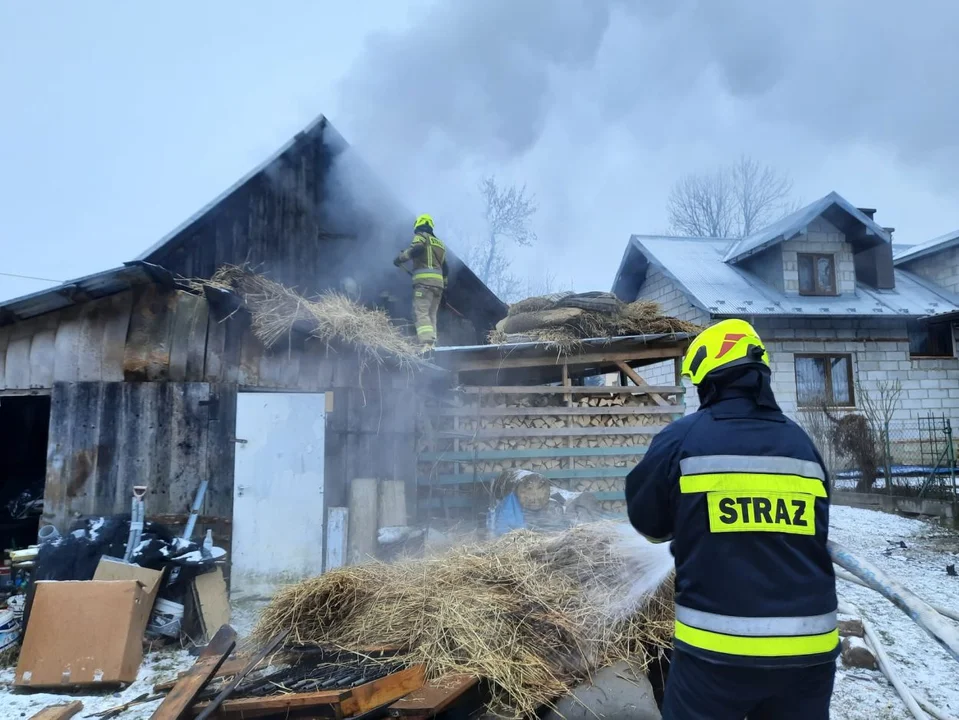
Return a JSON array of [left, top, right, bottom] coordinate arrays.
[[42, 381, 236, 538]]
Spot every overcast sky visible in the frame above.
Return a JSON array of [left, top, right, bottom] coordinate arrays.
[[3, 1, 959, 302]]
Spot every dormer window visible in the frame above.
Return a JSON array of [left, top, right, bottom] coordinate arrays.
[[798, 253, 837, 296]]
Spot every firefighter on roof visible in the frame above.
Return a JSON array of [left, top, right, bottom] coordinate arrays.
[[394, 213, 448, 353], [625, 318, 838, 719]]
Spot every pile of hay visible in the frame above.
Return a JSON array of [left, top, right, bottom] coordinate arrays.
[[190, 265, 421, 364], [252, 523, 674, 717], [489, 292, 701, 352]]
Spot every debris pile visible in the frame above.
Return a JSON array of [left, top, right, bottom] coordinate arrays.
[[251, 523, 675, 717], [489, 291, 701, 351], [190, 265, 422, 364]]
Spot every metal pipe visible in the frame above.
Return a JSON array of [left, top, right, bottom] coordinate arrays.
[[829, 541, 959, 663]]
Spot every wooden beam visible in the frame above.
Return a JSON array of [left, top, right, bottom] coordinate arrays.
[[451, 345, 683, 372], [29, 702, 83, 720], [152, 625, 237, 720], [562, 362, 571, 408], [438, 426, 659, 439], [195, 630, 290, 720], [428, 405, 682, 417], [419, 468, 632, 485], [460, 385, 683, 395], [615, 361, 668, 407], [419, 445, 649, 462], [340, 666, 427, 717], [389, 675, 479, 717]]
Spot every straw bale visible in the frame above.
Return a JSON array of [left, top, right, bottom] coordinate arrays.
[[487, 295, 701, 354], [252, 523, 674, 717], [187, 265, 421, 364]]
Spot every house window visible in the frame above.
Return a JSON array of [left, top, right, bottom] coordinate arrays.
[[798, 253, 837, 296], [908, 320, 954, 358], [795, 354, 854, 407]]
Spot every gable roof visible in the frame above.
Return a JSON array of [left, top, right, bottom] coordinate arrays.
[[893, 228, 959, 266], [723, 191, 892, 263], [614, 235, 959, 318]]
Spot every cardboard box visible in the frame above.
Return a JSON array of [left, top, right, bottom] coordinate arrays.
[[93, 557, 164, 626], [15, 561, 164, 689]]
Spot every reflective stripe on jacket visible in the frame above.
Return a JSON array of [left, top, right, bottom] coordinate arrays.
[[625, 390, 839, 668], [400, 231, 447, 289]]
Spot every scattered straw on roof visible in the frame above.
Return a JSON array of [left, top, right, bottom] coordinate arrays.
[[489, 295, 702, 352], [189, 265, 421, 364], [252, 523, 674, 717]]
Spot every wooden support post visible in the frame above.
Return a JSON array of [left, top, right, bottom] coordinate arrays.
[[379, 479, 408, 529], [562, 362, 571, 408], [614, 361, 668, 407], [348, 478, 378, 565], [325, 507, 348, 571], [674, 356, 683, 387]]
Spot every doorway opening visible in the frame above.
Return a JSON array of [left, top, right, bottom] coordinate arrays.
[[0, 395, 50, 550]]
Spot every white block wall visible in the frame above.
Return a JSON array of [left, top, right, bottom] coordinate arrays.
[[756, 318, 959, 423], [898, 246, 959, 294], [634, 266, 709, 412], [781, 218, 857, 295]]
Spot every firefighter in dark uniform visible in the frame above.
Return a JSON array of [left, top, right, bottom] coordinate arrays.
[[626, 319, 838, 719], [394, 213, 448, 353]]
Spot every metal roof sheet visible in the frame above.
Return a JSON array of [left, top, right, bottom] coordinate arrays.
[[893, 228, 959, 265], [633, 235, 959, 318], [723, 191, 892, 263], [0, 263, 169, 325], [435, 332, 691, 355]]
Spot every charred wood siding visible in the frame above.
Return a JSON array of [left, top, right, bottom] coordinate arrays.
[[43, 381, 236, 539], [4, 284, 422, 535]]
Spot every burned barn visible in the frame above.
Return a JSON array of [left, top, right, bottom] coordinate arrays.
[[0, 114, 504, 597]]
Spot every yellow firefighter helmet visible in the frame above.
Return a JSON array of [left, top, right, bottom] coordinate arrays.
[[414, 214, 435, 231], [681, 318, 769, 386]]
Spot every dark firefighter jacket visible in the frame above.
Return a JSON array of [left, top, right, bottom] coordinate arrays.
[[396, 229, 448, 290], [625, 367, 839, 668]]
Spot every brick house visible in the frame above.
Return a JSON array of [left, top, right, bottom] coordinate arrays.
[[611, 191, 959, 425]]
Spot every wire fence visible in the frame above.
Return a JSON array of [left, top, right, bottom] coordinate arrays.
[[804, 413, 959, 501]]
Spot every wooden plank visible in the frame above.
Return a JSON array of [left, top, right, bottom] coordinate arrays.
[[203, 315, 227, 382], [237, 326, 261, 386], [99, 291, 134, 382], [450, 345, 684, 372], [340, 666, 427, 717], [192, 568, 231, 642], [420, 489, 627, 509], [4, 334, 31, 388], [28, 701, 84, 720], [93, 382, 123, 515], [76, 299, 106, 381], [419, 468, 631, 485], [257, 346, 287, 389], [151, 624, 236, 720], [325, 506, 348, 571], [189, 689, 346, 719], [168, 292, 199, 382], [0, 325, 9, 387], [460, 385, 684, 395], [154, 655, 252, 694], [29, 323, 57, 388], [113, 383, 158, 513], [389, 675, 478, 717], [167, 383, 211, 513], [52, 305, 83, 383], [439, 426, 659, 439], [429, 405, 682, 417], [185, 294, 210, 381], [123, 284, 176, 381], [615, 361, 669, 407], [419, 446, 649, 462], [195, 629, 290, 720]]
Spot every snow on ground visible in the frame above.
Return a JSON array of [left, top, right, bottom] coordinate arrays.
[[0, 507, 955, 718], [0, 598, 270, 718], [829, 505, 959, 720], [0, 647, 195, 718]]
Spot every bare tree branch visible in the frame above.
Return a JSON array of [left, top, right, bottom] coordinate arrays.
[[667, 156, 796, 238], [479, 176, 538, 285]]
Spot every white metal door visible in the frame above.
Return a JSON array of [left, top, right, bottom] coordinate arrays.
[[232, 392, 325, 598]]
